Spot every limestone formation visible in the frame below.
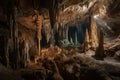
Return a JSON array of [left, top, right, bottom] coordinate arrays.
[[33, 10, 43, 56], [89, 17, 99, 50], [12, 6, 19, 69], [0, 0, 120, 80], [94, 28, 106, 60], [43, 19, 51, 43], [84, 29, 90, 52]]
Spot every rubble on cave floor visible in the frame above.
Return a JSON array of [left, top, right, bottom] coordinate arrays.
[[0, 36, 120, 80], [16, 43, 120, 80]]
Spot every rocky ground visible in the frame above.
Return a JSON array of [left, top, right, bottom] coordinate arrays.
[[1, 35, 120, 80]]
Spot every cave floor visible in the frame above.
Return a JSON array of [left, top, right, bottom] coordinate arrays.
[[0, 35, 120, 80]]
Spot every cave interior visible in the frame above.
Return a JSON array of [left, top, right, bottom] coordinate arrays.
[[0, 0, 120, 80]]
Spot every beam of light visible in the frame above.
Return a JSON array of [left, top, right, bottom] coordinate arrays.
[[93, 14, 114, 35], [93, 14, 99, 19]]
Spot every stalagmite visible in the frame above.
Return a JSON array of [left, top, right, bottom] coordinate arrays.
[[70, 37, 74, 46], [63, 25, 68, 41], [94, 28, 106, 60], [89, 17, 99, 50], [25, 41, 30, 67], [57, 23, 64, 46], [54, 22, 59, 33], [59, 23, 64, 41], [50, 29, 55, 46], [59, 23, 63, 41], [66, 26, 69, 40], [84, 29, 90, 52], [33, 10, 43, 56], [54, 22, 60, 45], [20, 39, 30, 67], [75, 32, 78, 46], [62, 25, 66, 40], [43, 20, 51, 44]]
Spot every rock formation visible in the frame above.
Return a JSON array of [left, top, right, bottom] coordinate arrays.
[[94, 28, 106, 60], [84, 29, 90, 52], [89, 17, 99, 50], [33, 10, 43, 56], [0, 0, 120, 80]]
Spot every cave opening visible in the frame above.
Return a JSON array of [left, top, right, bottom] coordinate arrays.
[[67, 21, 89, 47]]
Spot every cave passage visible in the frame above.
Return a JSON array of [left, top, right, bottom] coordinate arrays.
[[0, 0, 120, 80]]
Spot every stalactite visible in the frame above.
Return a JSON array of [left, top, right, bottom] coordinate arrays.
[[32, 0, 37, 9], [49, 0, 59, 45], [33, 10, 43, 56], [89, 16, 99, 50], [5, 0, 14, 38], [49, 0, 57, 29], [13, 6, 20, 69], [94, 28, 106, 60]]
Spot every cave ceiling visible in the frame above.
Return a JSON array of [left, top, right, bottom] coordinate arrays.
[[0, 0, 120, 31]]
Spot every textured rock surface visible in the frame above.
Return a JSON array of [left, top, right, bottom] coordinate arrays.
[[0, 0, 120, 80]]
